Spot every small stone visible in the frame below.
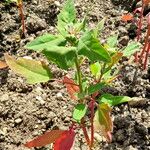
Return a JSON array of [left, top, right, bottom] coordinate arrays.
[[125, 145, 138, 150], [94, 133, 103, 142], [128, 97, 147, 107], [36, 96, 45, 105], [1, 94, 9, 102], [119, 36, 129, 46], [54, 1, 61, 7], [56, 92, 63, 99], [15, 118, 22, 124], [119, 26, 128, 35], [35, 86, 43, 93]]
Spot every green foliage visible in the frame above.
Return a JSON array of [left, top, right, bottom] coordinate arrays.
[[4, 54, 52, 84], [43, 46, 76, 70], [107, 35, 118, 48], [123, 41, 140, 57], [4, 0, 138, 149], [78, 30, 111, 62], [25, 34, 66, 52], [98, 94, 131, 106], [93, 18, 105, 38], [94, 103, 113, 142], [73, 104, 87, 123], [57, 0, 76, 36]]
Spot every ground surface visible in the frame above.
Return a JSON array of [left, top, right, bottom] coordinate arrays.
[[0, 0, 150, 150]]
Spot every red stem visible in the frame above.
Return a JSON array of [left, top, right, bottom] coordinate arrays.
[[134, 0, 145, 62], [137, 0, 144, 41], [143, 42, 150, 69], [81, 118, 91, 146], [139, 26, 150, 62], [90, 97, 95, 148], [18, 2, 25, 36]]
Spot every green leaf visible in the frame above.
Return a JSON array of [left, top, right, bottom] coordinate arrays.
[[73, 104, 87, 123], [57, 0, 76, 36], [123, 42, 140, 57], [88, 82, 105, 95], [74, 17, 86, 33], [107, 35, 118, 48], [4, 54, 52, 84], [25, 34, 66, 52], [43, 46, 76, 70], [78, 31, 111, 62], [94, 103, 113, 142], [93, 18, 105, 38], [99, 93, 131, 106], [104, 52, 123, 73], [90, 62, 101, 78]]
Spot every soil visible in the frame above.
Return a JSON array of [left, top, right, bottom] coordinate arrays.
[[0, 0, 150, 150]]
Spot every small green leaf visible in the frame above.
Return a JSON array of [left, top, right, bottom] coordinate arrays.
[[43, 46, 76, 70], [78, 31, 111, 62], [88, 82, 105, 95], [93, 18, 105, 38], [57, 0, 76, 36], [25, 34, 66, 52], [74, 17, 86, 33], [107, 35, 118, 48], [123, 42, 140, 57], [94, 103, 113, 142], [4, 54, 52, 84], [90, 62, 101, 78], [99, 93, 131, 106], [104, 52, 123, 73], [73, 104, 87, 123]]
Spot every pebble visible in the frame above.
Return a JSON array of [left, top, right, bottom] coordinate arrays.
[[94, 133, 103, 142], [1, 94, 9, 102], [125, 145, 138, 150], [14, 118, 22, 124], [128, 97, 147, 107], [119, 36, 129, 46], [54, 1, 61, 7], [56, 92, 63, 99]]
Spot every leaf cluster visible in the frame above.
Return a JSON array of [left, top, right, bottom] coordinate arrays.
[[4, 0, 140, 149]]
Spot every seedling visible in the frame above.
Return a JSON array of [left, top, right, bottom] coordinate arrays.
[[5, 0, 25, 36], [122, 0, 150, 69], [5, 0, 139, 149]]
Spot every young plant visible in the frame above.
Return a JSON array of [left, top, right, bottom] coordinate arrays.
[[5, 0, 25, 36], [122, 0, 150, 69], [5, 0, 139, 149]]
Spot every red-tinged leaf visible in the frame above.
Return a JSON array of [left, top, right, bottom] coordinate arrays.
[[121, 14, 133, 22], [63, 76, 80, 100], [54, 129, 75, 150], [144, 0, 150, 5], [94, 103, 113, 143], [0, 61, 7, 69], [24, 130, 64, 148]]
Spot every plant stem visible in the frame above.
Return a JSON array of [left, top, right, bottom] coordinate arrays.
[[139, 26, 150, 63], [75, 57, 83, 93], [17, 0, 25, 36], [81, 118, 91, 148], [137, 0, 144, 41], [143, 42, 150, 70], [90, 97, 95, 148]]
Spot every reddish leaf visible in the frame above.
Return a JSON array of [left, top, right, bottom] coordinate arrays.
[[54, 129, 75, 150], [94, 103, 113, 143], [24, 130, 64, 148], [63, 76, 80, 100], [0, 61, 7, 69], [144, 0, 150, 5], [121, 14, 133, 22]]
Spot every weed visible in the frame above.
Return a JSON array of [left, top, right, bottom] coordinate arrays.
[[4, 0, 140, 149]]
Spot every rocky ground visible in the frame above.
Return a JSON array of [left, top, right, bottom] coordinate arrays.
[[0, 0, 150, 150]]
